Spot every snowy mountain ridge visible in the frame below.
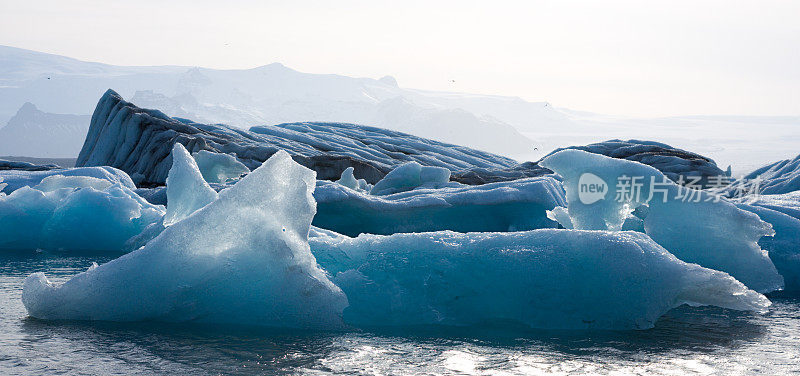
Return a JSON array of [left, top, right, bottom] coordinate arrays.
[[1, 44, 798, 171], [0, 102, 89, 158]]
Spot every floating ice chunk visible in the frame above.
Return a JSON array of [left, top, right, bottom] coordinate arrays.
[[546, 206, 572, 229], [543, 139, 727, 189], [335, 167, 372, 192], [540, 150, 653, 231], [314, 176, 565, 236], [0, 181, 163, 252], [192, 149, 250, 184], [0, 166, 135, 195], [621, 213, 646, 232], [164, 144, 218, 226], [309, 229, 769, 330], [0, 187, 57, 250], [370, 162, 454, 195], [23, 151, 347, 329], [356, 179, 371, 192], [40, 185, 163, 252], [0, 177, 6, 197], [541, 149, 784, 293], [335, 167, 360, 190], [737, 203, 800, 295]]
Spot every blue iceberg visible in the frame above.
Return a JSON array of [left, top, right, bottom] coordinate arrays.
[[22, 151, 770, 330]]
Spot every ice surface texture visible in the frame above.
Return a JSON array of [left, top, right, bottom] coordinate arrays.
[[540, 149, 784, 293], [77, 90, 519, 186], [0, 166, 133, 194], [23, 151, 348, 328], [544, 139, 727, 188], [132, 168, 565, 236], [334, 167, 370, 192], [370, 162, 453, 195], [309, 229, 769, 330], [0, 159, 61, 172], [748, 191, 800, 221], [735, 203, 800, 295], [729, 153, 800, 195], [314, 176, 565, 236], [192, 150, 250, 184], [0, 175, 163, 252]]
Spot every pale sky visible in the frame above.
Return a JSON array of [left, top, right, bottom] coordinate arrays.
[[1, 0, 798, 117]]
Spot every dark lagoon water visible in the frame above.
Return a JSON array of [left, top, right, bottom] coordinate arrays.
[[1, 253, 799, 375]]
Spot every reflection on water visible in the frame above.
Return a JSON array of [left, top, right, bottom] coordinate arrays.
[[0, 252, 798, 375]]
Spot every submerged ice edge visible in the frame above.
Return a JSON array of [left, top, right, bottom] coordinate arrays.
[[21, 149, 770, 331]]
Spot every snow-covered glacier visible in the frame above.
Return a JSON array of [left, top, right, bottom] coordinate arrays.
[[73, 90, 742, 195], [22, 150, 771, 330], [77, 90, 523, 187], [540, 149, 784, 293]]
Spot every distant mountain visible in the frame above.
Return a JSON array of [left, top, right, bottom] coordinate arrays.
[[2, 45, 796, 169], [0, 45, 541, 158], [371, 97, 535, 155], [0, 45, 185, 126], [0, 103, 90, 158]]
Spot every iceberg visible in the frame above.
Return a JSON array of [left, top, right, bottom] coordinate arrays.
[[747, 191, 800, 221], [370, 162, 454, 195], [77, 90, 522, 186], [334, 167, 371, 192], [540, 149, 784, 293], [23, 151, 348, 328], [22, 151, 769, 330], [450, 161, 552, 185], [314, 176, 565, 236], [0, 159, 61, 172], [192, 150, 250, 184], [736, 203, 800, 295], [309, 229, 769, 330], [728, 153, 800, 195], [163, 144, 218, 226], [134, 163, 566, 236], [0, 165, 134, 194], [544, 139, 728, 189], [0, 174, 163, 252]]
